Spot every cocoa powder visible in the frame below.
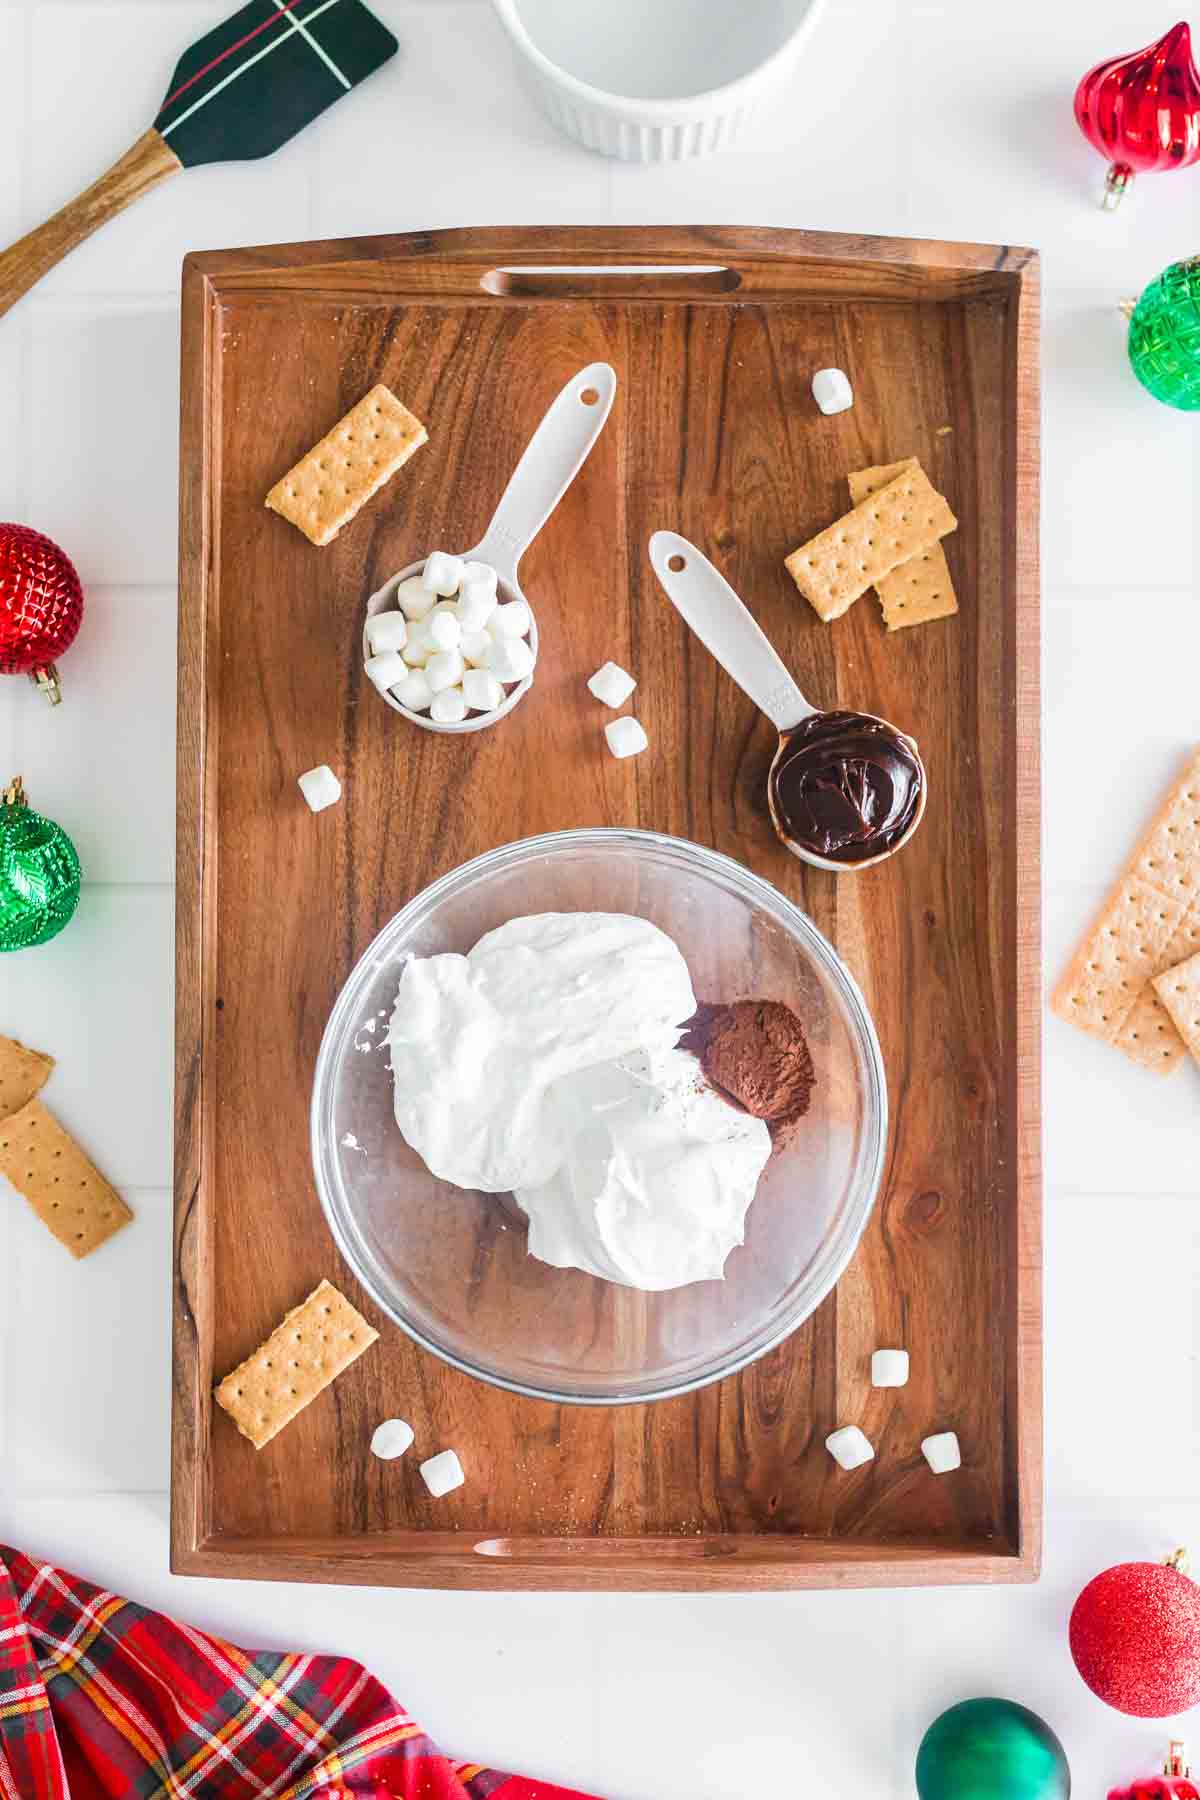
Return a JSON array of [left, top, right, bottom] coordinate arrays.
[[680, 999, 815, 1142]]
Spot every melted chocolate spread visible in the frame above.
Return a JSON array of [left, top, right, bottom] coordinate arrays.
[[769, 710, 924, 865]]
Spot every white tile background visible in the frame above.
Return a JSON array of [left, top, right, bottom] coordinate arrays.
[[1, 1, 1200, 1796]]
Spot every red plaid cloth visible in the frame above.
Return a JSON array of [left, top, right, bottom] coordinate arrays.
[[0, 1548, 600, 1800]]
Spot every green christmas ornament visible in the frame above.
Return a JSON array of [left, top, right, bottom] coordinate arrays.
[[916, 1698, 1071, 1800], [1127, 257, 1200, 411], [0, 776, 81, 951]]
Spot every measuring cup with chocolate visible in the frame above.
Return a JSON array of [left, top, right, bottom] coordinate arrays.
[[648, 532, 926, 870]]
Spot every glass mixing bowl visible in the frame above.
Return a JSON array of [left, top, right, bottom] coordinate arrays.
[[311, 829, 886, 1404]]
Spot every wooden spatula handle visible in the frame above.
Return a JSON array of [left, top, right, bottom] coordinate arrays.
[[0, 129, 182, 321]]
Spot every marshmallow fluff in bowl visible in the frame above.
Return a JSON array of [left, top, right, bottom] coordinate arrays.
[[388, 912, 772, 1290], [312, 830, 886, 1404]]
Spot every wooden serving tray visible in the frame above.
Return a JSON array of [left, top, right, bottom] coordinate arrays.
[[174, 226, 1041, 1590]]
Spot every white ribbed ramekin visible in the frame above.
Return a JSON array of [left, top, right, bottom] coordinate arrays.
[[491, 0, 825, 164]]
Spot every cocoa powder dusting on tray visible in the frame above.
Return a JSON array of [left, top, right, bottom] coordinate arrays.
[[679, 999, 815, 1143]]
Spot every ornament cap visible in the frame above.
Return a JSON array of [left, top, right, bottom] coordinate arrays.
[[2, 775, 26, 808], [1102, 163, 1133, 211], [1165, 1547, 1191, 1575], [29, 663, 62, 705], [1167, 1739, 1191, 1778]]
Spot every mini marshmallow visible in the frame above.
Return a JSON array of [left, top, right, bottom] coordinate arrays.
[[604, 716, 649, 760], [366, 610, 408, 656], [401, 625, 431, 667], [426, 607, 462, 652], [392, 670, 433, 712], [364, 650, 407, 693], [455, 576, 498, 632], [462, 667, 504, 713], [921, 1431, 962, 1474], [397, 575, 437, 621], [587, 661, 637, 709], [460, 629, 492, 667], [486, 635, 535, 684], [425, 648, 465, 693], [297, 765, 341, 812], [420, 1448, 465, 1497], [825, 1425, 874, 1471], [430, 686, 468, 724], [370, 1417, 414, 1460], [871, 1348, 909, 1388], [812, 367, 854, 415], [491, 599, 532, 639], [422, 551, 464, 597], [460, 560, 497, 599], [460, 558, 496, 594]]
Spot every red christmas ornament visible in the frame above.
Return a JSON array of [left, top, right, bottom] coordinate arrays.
[[1109, 1738, 1200, 1800], [1075, 21, 1200, 209], [0, 523, 84, 705], [1072, 1551, 1200, 1718]]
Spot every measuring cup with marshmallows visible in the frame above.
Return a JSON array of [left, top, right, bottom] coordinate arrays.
[[364, 362, 616, 734]]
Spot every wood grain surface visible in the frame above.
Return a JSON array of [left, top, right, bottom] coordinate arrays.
[[174, 226, 1041, 1590], [0, 129, 181, 320]]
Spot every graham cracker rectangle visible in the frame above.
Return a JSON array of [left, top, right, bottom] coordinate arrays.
[[1054, 874, 1187, 1044], [0, 1036, 54, 1121], [1162, 907, 1200, 967], [1153, 950, 1200, 1071], [1052, 747, 1200, 1072], [0, 1099, 132, 1257], [785, 462, 957, 622], [215, 1278, 379, 1450], [265, 385, 427, 548], [1131, 765, 1200, 906], [847, 459, 959, 630], [1125, 909, 1200, 1076], [848, 458, 917, 494], [1111, 984, 1189, 1075]]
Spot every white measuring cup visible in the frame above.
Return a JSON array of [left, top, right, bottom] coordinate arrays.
[[648, 530, 927, 871], [365, 361, 617, 734]]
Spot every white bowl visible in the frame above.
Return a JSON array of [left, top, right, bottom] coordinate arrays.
[[492, 0, 825, 162]]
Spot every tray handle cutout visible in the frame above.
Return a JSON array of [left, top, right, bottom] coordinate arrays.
[[474, 1537, 740, 1562], [482, 264, 741, 299]]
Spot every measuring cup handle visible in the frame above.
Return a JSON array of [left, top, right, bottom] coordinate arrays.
[[648, 532, 816, 734], [470, 363, 616, 583]]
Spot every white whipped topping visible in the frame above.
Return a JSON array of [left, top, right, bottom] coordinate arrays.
[[388, 912, 696, 1193], [387, 911, 770, 1291], [515, 1047, 770, 1290]]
